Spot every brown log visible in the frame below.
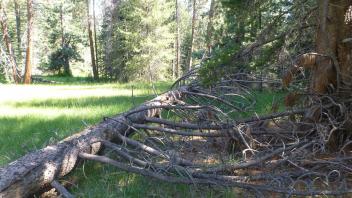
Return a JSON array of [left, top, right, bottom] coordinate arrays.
[[0, 87, 187, 197]]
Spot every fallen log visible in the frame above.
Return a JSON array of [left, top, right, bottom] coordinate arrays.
[[0, 87, 188, 197]]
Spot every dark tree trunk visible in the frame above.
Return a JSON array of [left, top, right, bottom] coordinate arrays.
[[23, 0, 32, 84], [86, 0, 99, 80], [0, 3, 21, 83], [283, 1, 352, 147], [291, 0, 352, 96], [284, 1, 352, 97]]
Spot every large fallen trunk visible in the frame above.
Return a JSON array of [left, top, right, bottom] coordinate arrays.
[[0, 87, 187, 197]]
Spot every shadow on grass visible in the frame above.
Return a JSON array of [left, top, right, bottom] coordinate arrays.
[[69, 160, 238, 198], [0, 115, 88, 166]]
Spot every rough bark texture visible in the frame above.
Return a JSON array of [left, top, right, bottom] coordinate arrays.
[[308, 0, 352, 94], [23, 0, 33, 84], [283, 1, 352, 95], [0, 87, 187, 197], [0, 3, 21, 84]]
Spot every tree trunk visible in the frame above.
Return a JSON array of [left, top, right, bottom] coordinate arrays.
[[59, 5, 71, 77], [298, 0, 351, 96], [23, 0, 33, 84], [284, 1, 352, 96], [93, 0, 99, 75], [14, 0, 21, 59], [206, 0, 215, 55], [103, 0, 120, 78], [186, 0, 196, 72], [174, 0, 180, 79], [282, 1, 352, 146], [0, 87, 187, 197], [0, 3, 21, 84], [60, 5, 64, 48], [86, 0, 99, 80]]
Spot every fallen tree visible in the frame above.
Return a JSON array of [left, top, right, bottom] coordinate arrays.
[[0, 86, 188, 197], [1, 75, 351, 197]]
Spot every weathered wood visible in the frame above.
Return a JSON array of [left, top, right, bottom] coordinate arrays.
[[51, 180, 74, 198], [0, 87, 187, 197]]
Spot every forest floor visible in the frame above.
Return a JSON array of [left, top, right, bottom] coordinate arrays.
[[0, 77, 287, 197]]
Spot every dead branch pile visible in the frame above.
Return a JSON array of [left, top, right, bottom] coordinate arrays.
[[1, 70, 352, 197]]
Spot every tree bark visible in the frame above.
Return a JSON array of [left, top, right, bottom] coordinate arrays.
[[23, 0, 33, 84], [186, 0, 196, 72], [86, 0, 99, 80], [309, 0, 352, 95], [0, 2, 21, 84], [0, 87, 187, 197]]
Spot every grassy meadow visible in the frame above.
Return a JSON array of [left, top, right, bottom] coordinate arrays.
[[0, 77, 286, 197]]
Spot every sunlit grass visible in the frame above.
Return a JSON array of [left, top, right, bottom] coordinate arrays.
[[0, 82, 170, 165]]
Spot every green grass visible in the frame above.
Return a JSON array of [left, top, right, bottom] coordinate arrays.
[[0, 78, 286, 197], [0, 82, 170, 165]]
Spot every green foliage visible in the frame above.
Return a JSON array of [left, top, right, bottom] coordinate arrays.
[[45, 39, 83, 76], [101, 0, 175, 82], [37, 0, 87, 76], [199, 0, 315, 85]]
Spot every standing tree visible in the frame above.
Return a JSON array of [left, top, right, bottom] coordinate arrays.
[[23, 0, 33, 84], [173, 0, 181, 79], [13, 0, 22, 59], [206, 0, 215, 54], [86, 0, 99, 80], [93, 0, 99, 74], [0, 2, 21, 83], [103, 0, 119, 77], [186, 0, 196, 71], [280, 0, 352, 148]]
